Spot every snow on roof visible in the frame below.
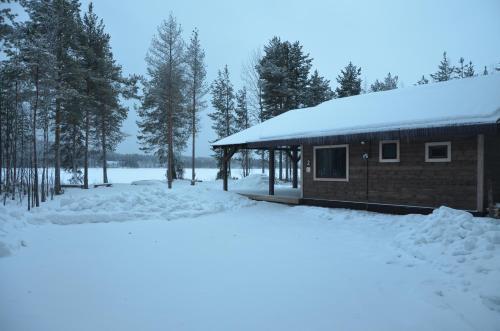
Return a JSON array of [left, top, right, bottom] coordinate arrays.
[[213, 74, 500, 147]]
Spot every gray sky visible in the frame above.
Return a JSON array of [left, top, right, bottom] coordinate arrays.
[[12, 0, 500, 156]]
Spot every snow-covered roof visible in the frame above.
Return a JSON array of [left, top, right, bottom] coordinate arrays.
[[213, 74, 500, 147]]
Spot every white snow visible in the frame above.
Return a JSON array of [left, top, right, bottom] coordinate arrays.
[[1, 176, 500, 330], [214, 74, 500, 146], [59, 167, 262, 184]]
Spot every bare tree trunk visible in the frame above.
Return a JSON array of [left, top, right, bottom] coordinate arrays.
[[101, 111, 108, 184], [28, 151, 31, 211], [191, 91, 196, 185], [84, 83, 90, 189], [41, 114, 49, 202], [71, 123, 77, 182], [0, 89, 3, 195], [54, 98, 61, 194], [12, 81, 18, 200], [32, 66, 39, 207]]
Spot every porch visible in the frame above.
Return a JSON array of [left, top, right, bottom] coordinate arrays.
[[219, 145, 302, 204]]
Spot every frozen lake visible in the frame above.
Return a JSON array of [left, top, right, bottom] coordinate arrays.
[[60, 167, 269, 184]]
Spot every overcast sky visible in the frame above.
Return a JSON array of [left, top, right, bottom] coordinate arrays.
[[11, 0, 500, 156]]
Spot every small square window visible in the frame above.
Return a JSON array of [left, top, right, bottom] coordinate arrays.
[[425, 142, 451, 162], [379, 140, 400, 162]]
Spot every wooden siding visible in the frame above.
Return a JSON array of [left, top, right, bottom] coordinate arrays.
[[485, 134, 500, 205], [302, 135, 481, 210]]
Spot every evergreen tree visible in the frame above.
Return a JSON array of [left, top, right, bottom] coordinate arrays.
[[235, 87, 251, 177], [285, 41, 312, 109], [50, 0, 84, 194], [81, 2, 105, 188], [209, 65, 235, 179], [417, 75, 429, 85], [258, 37, 288, 120], [258, 37, 313, 180], [17, 1, 58, 205], [258, 37, 313, 118], [0, 0, 16, 42], [335, 62, 362, 98], [304, 69, 334, 107], [185, 27, 207, 185], [370, 72, 398, 92], [456, 57, 475, 78], [464, 61, 475, 77], [456, 57, 465, 78], [138, 14, 188, 189], [0, 0, 135, 206], [430, 52, 455, 82], [483, 66, 488, 76], [17, 0, 84, 196]]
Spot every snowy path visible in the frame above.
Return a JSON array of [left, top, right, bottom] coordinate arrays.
[[1, 179, 500, 330]]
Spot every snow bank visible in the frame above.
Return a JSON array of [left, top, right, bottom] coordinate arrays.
[[230, 174, 269, 191], [394, 207, 500, 263], [0, 181, 256, 256], [390, 207, 500, 313], [28, 183, 255, 225]]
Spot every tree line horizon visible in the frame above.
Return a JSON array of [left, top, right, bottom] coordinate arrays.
[[0, 0, 496, 210]]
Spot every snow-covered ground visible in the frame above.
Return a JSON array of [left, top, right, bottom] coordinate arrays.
[[1, 175, 499, 330]]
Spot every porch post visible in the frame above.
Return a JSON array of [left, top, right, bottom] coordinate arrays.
[[477, 134, 485, 213], [223, 147, 228, 191], [269, 147, 275, 196], [292, 147, 298, 189]]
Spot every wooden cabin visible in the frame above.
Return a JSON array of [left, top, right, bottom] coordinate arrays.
[[213, 75, 500, 215]]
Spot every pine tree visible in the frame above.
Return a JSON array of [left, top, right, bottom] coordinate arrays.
[[17, 1, 58, 205], [370, 79, 384, 92], [285, 41, 313, 109], [417, 75, 429, 85], [456, 57, 465, 78], [383, 72, 398, 90], [185, 27, 207, 185], [464, 61, 475, 77], [81, 2, 104, 188], [430, 52, 455, 82], [335, 62, 362, 98], [209, 65, 235, 179], [258, 37, 313, 180], [483, 66, 488, 76], [90, 17, 135, 185], [456, 57, 475, 78], [258, 37, 313, 117], [138, 14, 188, 189], [235, 87, 251, 177], [258, 37, 288, 119], [304, 70, 334, 107], [51, 0, 84, 194], [370, 72, 398, 92]]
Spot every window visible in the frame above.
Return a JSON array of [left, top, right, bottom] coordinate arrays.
[[313, 145, 349, 181], [379, 140, 400, 162], [425, 142, 451, 162]]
